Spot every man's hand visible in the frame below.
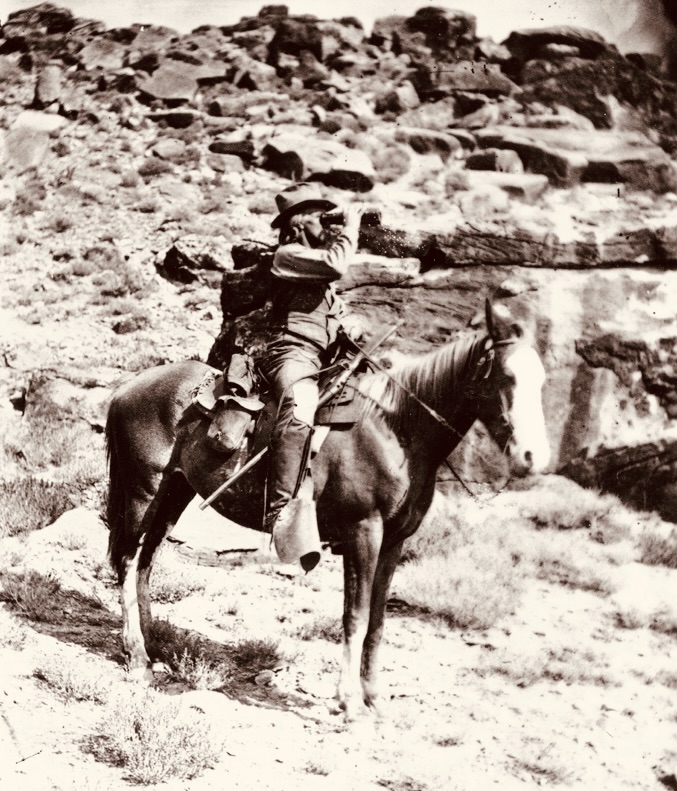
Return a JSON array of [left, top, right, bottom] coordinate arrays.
[[340, 315, 365, 343]]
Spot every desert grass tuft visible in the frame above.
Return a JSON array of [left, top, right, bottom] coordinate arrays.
[[395, 547, 522, 629], [638, 528, 677, 569], [292, 615, 343, 644], [0, 569, 62, 621], [0, 477, 73, 537]]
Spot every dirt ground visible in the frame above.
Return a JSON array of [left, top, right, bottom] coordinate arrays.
[[0, 492, 675, 791]]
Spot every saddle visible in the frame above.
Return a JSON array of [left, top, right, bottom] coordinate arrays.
[[192, 348, 366, 456]]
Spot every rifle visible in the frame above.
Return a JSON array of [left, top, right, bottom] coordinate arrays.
[[199, 321, 402, 511]]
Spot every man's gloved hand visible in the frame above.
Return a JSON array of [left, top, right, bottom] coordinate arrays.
[[342, 203, 365, 234], [340, 315, 365, 343]]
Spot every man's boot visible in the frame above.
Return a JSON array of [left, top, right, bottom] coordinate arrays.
[[265, 417, 321, 571]]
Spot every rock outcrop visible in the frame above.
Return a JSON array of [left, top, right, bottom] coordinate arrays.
[[2, 3, 677, 520]]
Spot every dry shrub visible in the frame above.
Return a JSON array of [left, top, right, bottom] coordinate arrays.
[[231, 637, 283, 676], [0, 478, 73, 537], [79, 245, 151, 296], [530, 540, 617, 594], [172, 649, 229, 690], [93, 688, 222, 784], [43, 212, 74, 233], [34, 654, 112, 704], [147, 618, 206, 665], [150, 560, 206, 604], [137, 157, 173, 179], [13, 174, 47, 215], [519, 485, 635, 543]]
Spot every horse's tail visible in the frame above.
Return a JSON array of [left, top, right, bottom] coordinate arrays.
[[105, 399, 127, 581]]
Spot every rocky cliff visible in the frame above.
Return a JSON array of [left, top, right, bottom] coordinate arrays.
[[2, 3, 677, 520]]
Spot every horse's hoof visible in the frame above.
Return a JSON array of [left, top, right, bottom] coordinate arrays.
[[127, 665, 154, 685]]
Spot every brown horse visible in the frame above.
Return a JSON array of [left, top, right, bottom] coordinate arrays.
[[105, 301, 549, 720]]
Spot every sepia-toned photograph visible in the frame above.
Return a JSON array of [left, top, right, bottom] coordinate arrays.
[[0, 1, 675, 788]]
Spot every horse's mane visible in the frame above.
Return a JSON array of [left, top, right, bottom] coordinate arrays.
[[358, 331, 486, 436]]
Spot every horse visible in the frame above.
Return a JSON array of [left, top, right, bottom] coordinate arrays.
[[105, 300, 550, 720]]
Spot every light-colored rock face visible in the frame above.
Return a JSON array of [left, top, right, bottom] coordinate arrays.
[[521, 268, 677, 466]]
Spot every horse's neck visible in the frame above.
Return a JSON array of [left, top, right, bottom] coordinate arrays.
[[367, 334, 484, 459]]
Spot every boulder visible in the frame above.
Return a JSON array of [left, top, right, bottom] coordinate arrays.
[[152, 138, 187, 161], [466, 148, 524, 173], [294, 50, 330, 86], [337, 254, 420, 289], [414, 60, 518, 98], [32, 61, 63, 109], [560, 440, 677, 522], [502, 26, 612, 63], [136, 59, 227, 101], [475, 127, 587, 187], [2, 3, 76, 37], [464, 172, 549, 203], [475, 127, 674, 191], [261, 133, 376, 191], [77, 38, 127, 71], [206, 152, 246, 173], [227, 53, 280, 91], [315, 18, 365, 60], [161, 235, 234, 285], [373, 8, 476, 61], [136, 60, 200, 101], [375, 81, 420, 114], [517, 52, 677, 137], [267, 17, 323, 66], [208, 139, 256, 162], [3, 127, 50, 172], [127, 24, 179, 54], [394, 127, 462, 161]]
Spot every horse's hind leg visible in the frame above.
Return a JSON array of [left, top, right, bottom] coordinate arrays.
[[137, 473, 195, 658], [113, 494, 158, 679]]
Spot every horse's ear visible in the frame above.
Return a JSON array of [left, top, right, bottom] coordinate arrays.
[[485, 299, 524, 342]]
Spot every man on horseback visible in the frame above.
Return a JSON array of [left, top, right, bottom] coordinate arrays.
[[259, 182, 364, 570]]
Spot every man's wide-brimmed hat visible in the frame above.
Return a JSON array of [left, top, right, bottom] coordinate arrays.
[[271, 182, 337, 228]]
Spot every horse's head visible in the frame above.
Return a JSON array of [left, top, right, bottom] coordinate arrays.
[[476, 300, 550, 477]]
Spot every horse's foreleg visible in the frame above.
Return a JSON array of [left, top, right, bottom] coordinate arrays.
[[338, 515, 383, 721], [361, 537, 405, 718], [138, 473, 195, 659]]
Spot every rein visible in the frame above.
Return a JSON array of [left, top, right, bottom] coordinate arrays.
[[355, 335, 516, 501]]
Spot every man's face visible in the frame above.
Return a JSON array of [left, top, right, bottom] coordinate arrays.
[[289, 210, 332, 247]]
